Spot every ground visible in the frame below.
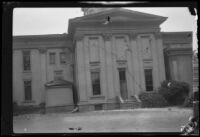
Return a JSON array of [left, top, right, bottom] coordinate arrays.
[[13, 107, 193, 133]]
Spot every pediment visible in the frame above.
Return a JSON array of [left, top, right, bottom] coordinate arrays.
[[71, 8, 167, 23]]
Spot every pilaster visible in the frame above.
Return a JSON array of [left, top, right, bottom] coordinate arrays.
[[103, 33, 115, 99], [129, 32, 141, 95], [39, 48, 47, 103], [75, 34, 88, 103]]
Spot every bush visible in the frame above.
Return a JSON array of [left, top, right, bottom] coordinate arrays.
[[139, 92, 168, 108], [13, 102, 45, 115], [184, 90, 199, 107], [158, 80, 190, 106]]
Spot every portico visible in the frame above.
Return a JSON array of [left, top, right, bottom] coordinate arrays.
[[69, 8, 168, 110]]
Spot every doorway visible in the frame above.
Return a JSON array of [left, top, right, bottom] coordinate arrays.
[[118, 68, 128, 100]]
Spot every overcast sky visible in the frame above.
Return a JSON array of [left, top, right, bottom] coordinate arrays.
[[13, 7, 197, 50]]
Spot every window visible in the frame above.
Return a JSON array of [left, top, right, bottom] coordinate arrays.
[[23, 51, 31, 71], [54, 70, 63, 80], [49, 53, 56, 64], [60, 52, 66, 64], [119, 69, 126, 81], [91, 71, 101, 95], [144, 69, 153, 91], [118, 68, 128, 100], [94, 104, 103, 110], [24, 80, 32, 101]]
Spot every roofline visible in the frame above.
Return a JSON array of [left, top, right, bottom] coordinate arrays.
[[161, 31, 193, 34], [13, 33, 71, 41], [70, 8, 167, 23], [13, 33, 68, 38]]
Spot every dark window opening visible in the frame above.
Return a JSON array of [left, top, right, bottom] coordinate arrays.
[[60, 52, 66, 64], [94, 104, 103, 111], [24, 80, 32, 101], [119, 68, 128, 100], [49, 53, 56, 64], [23, 51, 31, 71], [144, 69, 153, 91], [91, 71, 101, 95]]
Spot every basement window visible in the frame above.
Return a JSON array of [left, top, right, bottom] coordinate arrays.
[[94, 104, 103, 111]]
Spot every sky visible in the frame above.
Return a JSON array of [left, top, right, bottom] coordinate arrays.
[[13, 7, 197, 50]]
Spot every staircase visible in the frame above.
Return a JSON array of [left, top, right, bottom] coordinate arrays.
[[117, 95, 141, 109]]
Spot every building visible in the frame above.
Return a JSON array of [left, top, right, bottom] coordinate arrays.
[[13, 8, 193, 111]]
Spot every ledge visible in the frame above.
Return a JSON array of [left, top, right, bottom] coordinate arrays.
[[22, 71, 32, 74], [22, 100, 36, 104], [90, 95, 105, 99]]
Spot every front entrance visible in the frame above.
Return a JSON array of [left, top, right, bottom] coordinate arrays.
[[118, 68, 128, 100]]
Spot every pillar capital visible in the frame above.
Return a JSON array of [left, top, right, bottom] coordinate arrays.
[[102, 33, 112, 41], [129, 32, 137, 40], [74, 34, 84, 41], [38, 48, 47, 53], [154, 33, 162, 39]]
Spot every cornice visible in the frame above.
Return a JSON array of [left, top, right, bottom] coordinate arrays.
[[38, 48, 47, 53], [128, 32, 137, 40], [74, 34, 84, 41]]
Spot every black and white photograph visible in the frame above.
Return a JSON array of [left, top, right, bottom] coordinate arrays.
[[9, 2, 199, 134]]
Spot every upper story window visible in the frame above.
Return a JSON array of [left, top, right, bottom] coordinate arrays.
[[60, 52, 66, 64], [24, 80, 32, 101], [49, 52, 56, 65], [91, 71, 101, 95], [23, 51, 31, 71], [144, 69, 153, 91]]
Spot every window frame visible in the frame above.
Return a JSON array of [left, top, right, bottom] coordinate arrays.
[[144, 69, 154, 92], [60, 52, 66, 64], [22, 50, 31, 71], [23, 80, 32, 101], [49, 52, 56, 65], [54, 70, 64, 80], [91, 71, 101, 96]]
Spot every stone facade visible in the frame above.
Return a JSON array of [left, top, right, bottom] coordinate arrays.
[[13, 8, 193, 111]]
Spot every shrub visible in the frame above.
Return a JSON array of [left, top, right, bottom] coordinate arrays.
[[184, 90, 199, 107], [139, 92, 168, 108], [158, 80, 190, 106]]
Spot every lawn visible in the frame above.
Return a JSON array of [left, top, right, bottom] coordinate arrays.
[[13, 107, 193, 133]]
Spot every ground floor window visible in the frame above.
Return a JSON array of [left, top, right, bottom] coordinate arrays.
[[144, 69, 153, 91], [118, 68, 128, 100], [24, 80, 32, 101], [91, 71, 101, 95], [54, 70, 64, 80]]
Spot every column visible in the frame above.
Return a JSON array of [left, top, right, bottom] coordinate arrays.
[[130, 33, 142, 95], [75, 35, 88, 104], [155, 33, 166, 83], [99, 36, 107, 99], [83, 36, 92, 99], [126, 35, 135, 97], [39, 48, 47, 103], [112, 35, 120, 98], [103, 33, 115, 100], [137, 35, 146, 91], [150, 34, 160, 89]]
